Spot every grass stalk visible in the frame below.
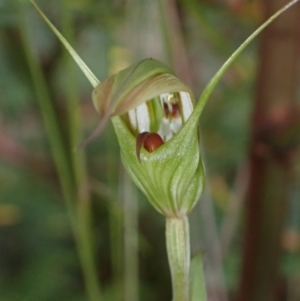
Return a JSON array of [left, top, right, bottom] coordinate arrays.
[[121, 166, 139, 301], [18, 2, 101, 300], [109, 202, 123, 301], [106, 131, 123, 301], [59, 2, 102, 301], [17, 1, 75, 221]]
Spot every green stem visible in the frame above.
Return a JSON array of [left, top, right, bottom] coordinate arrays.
[[76, 199, 101, 301], [109, 203, 123, 301], [166, 216, 190, 301]]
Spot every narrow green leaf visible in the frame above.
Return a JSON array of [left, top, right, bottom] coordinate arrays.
[[190, 252, 207, 301]]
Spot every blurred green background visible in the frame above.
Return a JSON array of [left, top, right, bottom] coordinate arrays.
[[1, 0, 300, 300]]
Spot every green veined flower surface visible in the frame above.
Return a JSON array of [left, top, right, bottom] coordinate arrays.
[[91, 58, 205, 217]]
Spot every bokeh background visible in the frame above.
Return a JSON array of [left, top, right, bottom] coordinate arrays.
[[1, 0, 300, 300]]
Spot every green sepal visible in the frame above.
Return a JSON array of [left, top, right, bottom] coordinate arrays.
[[190, 252, 207, 301], [111, 115, 205, 217]]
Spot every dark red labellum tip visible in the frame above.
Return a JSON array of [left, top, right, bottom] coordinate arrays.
[[136, 132, 164, 162], [143, 133, 164, 152]]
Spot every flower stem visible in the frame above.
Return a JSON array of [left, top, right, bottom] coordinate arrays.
[[166, 216, 190, 301]]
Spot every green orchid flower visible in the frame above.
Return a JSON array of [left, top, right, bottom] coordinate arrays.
[[30, 0, 299, 217], [90, 58, 205, 217]]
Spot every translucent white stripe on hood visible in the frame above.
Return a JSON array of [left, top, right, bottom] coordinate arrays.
[[180, 92, 193, 122]]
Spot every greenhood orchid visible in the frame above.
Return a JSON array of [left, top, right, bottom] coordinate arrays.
[[91, 58, 205, 216], [30, 0, 300, 218], [29, 1, 300, 300]]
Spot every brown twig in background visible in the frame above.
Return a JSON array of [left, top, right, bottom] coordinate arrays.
[[237, 1, 300, 300], [160, 0, 193, 86]]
